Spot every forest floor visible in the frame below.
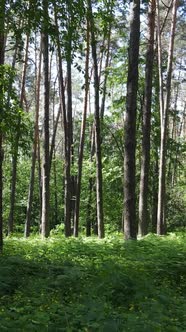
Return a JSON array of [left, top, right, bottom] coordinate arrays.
[[0, 231, 185, 331]]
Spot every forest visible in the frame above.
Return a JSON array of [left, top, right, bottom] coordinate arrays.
[[0, 0, 186, 330]]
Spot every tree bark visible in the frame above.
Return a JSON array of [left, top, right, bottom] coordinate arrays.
[[74, 19, 90, 237], [0, 0, 5, 250], [8, 32, 29, 234], [41, 0, 50, 238], [157, 0, 178, 235], [49, 106, 61, 172], [86, 125, 95, 237], [66, 41, 73, 234], [25, 37, 42, 237], [54, 4, 71, 236], [88, 0, 104, 238], [138, 0, 156, 236], [123, 0, 140, 240], [100, 21, 112, 120], [156, 0, 164, 129]]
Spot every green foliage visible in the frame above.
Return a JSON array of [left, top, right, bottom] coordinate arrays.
[[167, 186, 186, 231], [0, 65, 33, 154], [3, 158, 39, 231], [0, 65, 20, 128], [0, 233, 185, 331]]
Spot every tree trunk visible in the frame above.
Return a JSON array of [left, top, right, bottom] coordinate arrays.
[[38, 137, 42, 229], [151, 157, 158, 232], [88, 0, 104, 239], [41, 0, 50, 238], [8, 32, 29, 234], [74, 20, 90, 237], [53, 148, 58, 226], [0, 0, 5, 251], [66, 43, 73, 234], [86, 125, 95, 237], [25, 37, 42, 237], [138, 0, 156, 236], [156, 0, 166, 129], [123, 0, 140, 240], [100, 22, 112, 120], [49, 106, 61, 172], [54, 4, 71, 237], [157, 0, 178, 235]]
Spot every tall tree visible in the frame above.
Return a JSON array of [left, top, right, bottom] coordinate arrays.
[[66, 10, 73, 234], [0, 0, 5, 251], [157, 0, 178, 235], [100, 1, 113, 120], [54, 3, 71, 237], [138, 0, 156, 236], [74, 19, 90, 237], [41, 0, 50, 238], [123, 0, 140, 240], [8, 31, 29, 234], [88, 0, 104, 239], [25, 37, 42, 237]]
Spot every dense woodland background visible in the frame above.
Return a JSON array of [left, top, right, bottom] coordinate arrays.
[[0, 0, 186, 248], [0, 1, 186, 330]]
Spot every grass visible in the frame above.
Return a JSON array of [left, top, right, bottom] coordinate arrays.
[[0, 232, 185, 331]]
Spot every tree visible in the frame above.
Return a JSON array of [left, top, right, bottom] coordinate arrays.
[[157, 0, 178, 235], [8, 31, 30, 234], [53, 2, 71, 237], [25, 37, 42, 237], [123, 0, 140, 240], [0, 0, 5, 251], [88, 0, 104, 239], [138, 0, 156, 236], [41, 0, 50, 238], [74, 19, 90, 237]]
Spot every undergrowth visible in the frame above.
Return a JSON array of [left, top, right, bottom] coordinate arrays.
[[0, 232, 185, 331]]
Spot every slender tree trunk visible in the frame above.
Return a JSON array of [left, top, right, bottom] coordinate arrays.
[[66, 42, 73, 234], [100, 23, 112, 120], [51, 86, 59, 226], [88, 0, 104, 238], [53, 148, 58, 226], [138, 0, 156, 236], [49, 106, 61, 172], [86, 125, 95, 236], [25, 38, 42, 237], [123, 0, 140, 240], [41, 0, 50, 238], [152, 156, 159, 232], [156, 0, 164, 129], [8, 32, 29, 234], [157, 0, 178, 235], [0, 0, 5, 250], [38, 138, 42, 229], [74, 20, 90, 237], [54, 4, 71, 236]]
